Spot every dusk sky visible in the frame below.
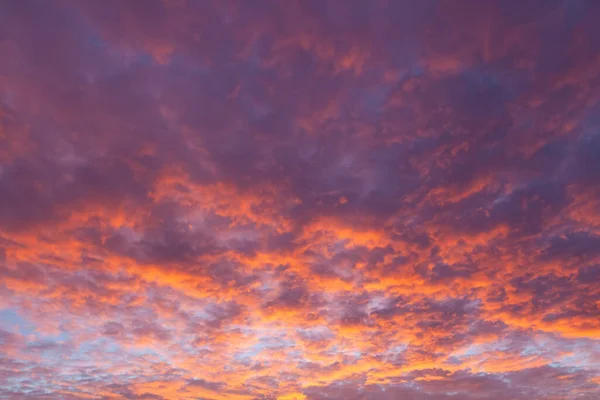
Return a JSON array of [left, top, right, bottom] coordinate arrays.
[[1, 1, 600, 399]]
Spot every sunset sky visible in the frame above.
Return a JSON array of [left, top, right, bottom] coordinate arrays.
[[1, 1, 600, 399]]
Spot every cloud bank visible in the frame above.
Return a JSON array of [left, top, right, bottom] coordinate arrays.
[[1, 0, 599, 399]]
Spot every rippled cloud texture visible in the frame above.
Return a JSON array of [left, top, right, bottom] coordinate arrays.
[[1, 0, 600, 399]]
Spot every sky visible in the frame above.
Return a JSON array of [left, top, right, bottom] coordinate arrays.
[[0, 0, 599, 399]]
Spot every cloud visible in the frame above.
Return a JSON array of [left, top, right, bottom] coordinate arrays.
[[1, 0, 600, 399]]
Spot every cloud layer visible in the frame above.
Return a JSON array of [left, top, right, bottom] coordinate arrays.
[[1, 1, 600, 399]]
